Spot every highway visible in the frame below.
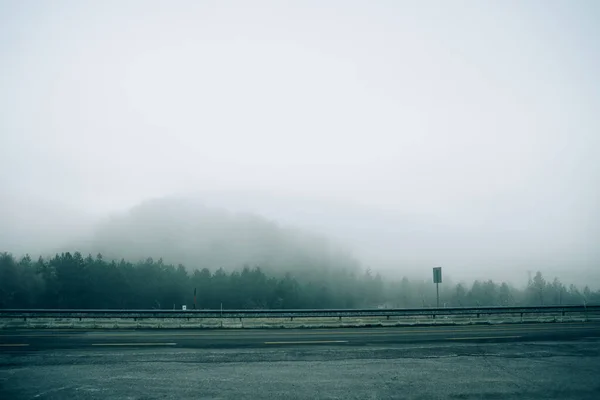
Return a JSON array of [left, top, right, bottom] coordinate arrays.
[[2, 322, 600, 399], [1, 321, 599, 350]]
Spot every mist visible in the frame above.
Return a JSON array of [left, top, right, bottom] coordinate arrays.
[[1, 1, 599, 288]]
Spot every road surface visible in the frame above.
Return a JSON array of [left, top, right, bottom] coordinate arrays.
[[1, 322, 600, 399], [1, 321, 599, 350]]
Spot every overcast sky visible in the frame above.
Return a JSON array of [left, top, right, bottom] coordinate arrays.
[[1, 1, 599, 282]]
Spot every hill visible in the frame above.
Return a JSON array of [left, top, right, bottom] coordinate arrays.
[[87, 197, 360, 277]]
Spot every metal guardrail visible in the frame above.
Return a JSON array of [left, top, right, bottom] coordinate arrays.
[[0, 305, 598, 320]]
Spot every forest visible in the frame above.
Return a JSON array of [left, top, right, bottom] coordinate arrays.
[[1, 252, 598, 309]]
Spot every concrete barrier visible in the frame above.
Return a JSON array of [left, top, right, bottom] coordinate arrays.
[[1, 309, 597, 329]]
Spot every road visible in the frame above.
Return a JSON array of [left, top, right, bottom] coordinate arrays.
[[1, 322, 600, 399], [1, 321, 599, 350]]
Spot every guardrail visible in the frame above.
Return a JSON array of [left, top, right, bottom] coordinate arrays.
[[1, 305, 598, 320]]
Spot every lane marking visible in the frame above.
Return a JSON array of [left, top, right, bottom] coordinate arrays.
[[264, 340, 349, 345], [0, 343, 29, 347], [2, 320, 591, 333], [3, 326, 598, 341], [447, 336, 522, 340], [92, 325, 599, 337], [1, 327, 595, 340], [3, 323, 599, 338], [91, 342, 176, 346], [255, 325, 600, 337]]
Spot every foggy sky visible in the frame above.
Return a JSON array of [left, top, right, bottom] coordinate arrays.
[[1, 1, 599, 284]]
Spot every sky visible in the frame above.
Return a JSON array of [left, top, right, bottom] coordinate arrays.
[[1, 1, 599, 284]]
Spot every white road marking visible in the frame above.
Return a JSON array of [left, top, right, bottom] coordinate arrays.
[[447, 336, 522, 340], [91, 342, 177, 346], [264, 340, 349, 345]]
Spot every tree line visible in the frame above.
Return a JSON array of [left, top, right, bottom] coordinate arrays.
[[0, 252, 598, 309]]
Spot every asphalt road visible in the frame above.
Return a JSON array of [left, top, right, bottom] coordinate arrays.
[[1, 323, 600, 399], [1, 321, 599, 350]]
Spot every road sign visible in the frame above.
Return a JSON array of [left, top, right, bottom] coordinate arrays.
[[182, 305, 187, 311], [433, 267, 442, 308]]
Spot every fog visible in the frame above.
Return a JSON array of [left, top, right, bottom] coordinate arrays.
[[1, 1, 599, 287]]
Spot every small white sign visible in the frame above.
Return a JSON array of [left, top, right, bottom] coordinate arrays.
[[182, 305, 187, 311]]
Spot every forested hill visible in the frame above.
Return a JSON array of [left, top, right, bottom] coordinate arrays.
[[84, 198, 360, 277]]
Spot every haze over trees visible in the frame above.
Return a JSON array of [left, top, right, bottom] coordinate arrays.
[[2, 193, 598, 287], [1, 252, 598, 310], [1, 197, 598, 310], [86, 198, 361, 279], [1, 195, 598, 311]]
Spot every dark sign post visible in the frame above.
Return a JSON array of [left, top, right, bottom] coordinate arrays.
[[433, 267, 442, 308]]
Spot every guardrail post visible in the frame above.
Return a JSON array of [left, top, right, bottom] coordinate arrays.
[[386, 315, 390, 320]]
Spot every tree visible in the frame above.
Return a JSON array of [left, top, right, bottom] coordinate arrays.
[[549, 278, 565, 305], [0, 251, 595, 311], [453, 283, 467, 306], [498, 283, 512, 306], [529, 271, 546, 305]]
